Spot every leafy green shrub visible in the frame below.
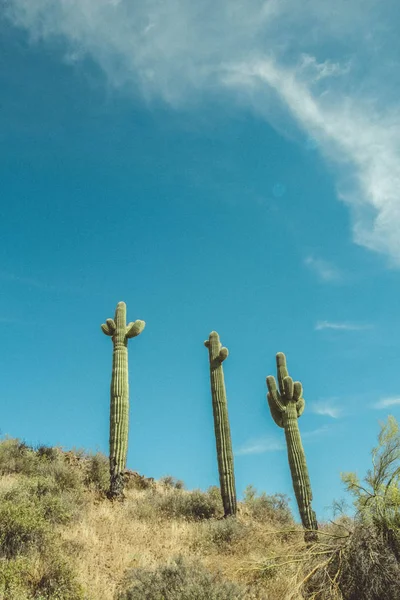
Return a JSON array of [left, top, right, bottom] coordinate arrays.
[[2, 475, 85, 526], [0, 555, 32, 600], [32, 552, 85, 600], [0, 437, 39, 477], [0, 500, 50, 559], [83, 452, 109, 493], [36, 444, 60, 462], [159, 475, 185, 490], [242, 485, 293, 525], [116, 555, 248, 600], [155, 487, 223, 521]]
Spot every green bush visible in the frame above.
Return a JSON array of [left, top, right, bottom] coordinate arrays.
[[159, 475, 185, 490], [0, 500, 50, 559], [2, 475, 85, 526], [0, 555, 32, 600], [83, 452, 109, 493], [242, 485, 293, 525], [0, 438, 39, 477], [36, 444, 60, 462], [202, 516, 249, 552], [116, 555, 248, 600], [32, 552, 85, 600], [155, 487, 223, 521]]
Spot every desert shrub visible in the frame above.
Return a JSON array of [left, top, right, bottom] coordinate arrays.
[[0, 499, 50, 559], [32, 552, 85, 600], [242, 485, 293, 525], [116, 555, 248, 600], [2, 475, 86, 526], [83, 452, 109, 492], [202, 516, 250, 552], [0, 437, 39, 477], [159, 475, 185, 490], [0, 556, 32, 600], [337, 523, 400, 600], [155, 487, 223, 521], [36, 444, 59, 462], [341, 416, 400, 530]]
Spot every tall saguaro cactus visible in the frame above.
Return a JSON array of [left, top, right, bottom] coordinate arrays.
[[204, 331, 237, 517], [101, 301, 145, 500], [266, 352, 318, 541]]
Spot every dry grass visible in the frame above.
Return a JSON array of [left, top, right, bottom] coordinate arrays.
[[0, 437, 398, 600]]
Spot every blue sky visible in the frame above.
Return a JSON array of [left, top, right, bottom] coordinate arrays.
[[1, 0, 400, 523]]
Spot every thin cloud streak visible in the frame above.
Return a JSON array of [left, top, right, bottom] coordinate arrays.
[[236, 425, 330, 455], [315, 321, 372, 331], [235, 439, 285, 456], [309, 401, 342, 419], [4, 0, 400, 265], [372, 397, 400, 409]]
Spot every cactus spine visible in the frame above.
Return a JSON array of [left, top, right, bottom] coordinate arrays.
[[101, 301, 145, 500], [266, 352, 318, 541], [204, 331, 237, 517]]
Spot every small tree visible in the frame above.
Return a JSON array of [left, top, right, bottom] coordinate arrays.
[[341, 415, 400, 554]]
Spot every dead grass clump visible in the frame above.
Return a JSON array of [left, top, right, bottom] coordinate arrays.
[[115, 554, 249, 600], [146, 485, 224, 521], [193, 516, 252, 554]]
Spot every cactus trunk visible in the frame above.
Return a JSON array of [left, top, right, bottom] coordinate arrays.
[[205, 331, 237, 517], [267, 353, 318, 541], [101, 302, 145, 500]]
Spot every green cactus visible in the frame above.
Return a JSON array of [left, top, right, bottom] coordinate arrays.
[[266, 352, 318, 541], [101, 301, 145, 500], [204, 331, 237, 517]]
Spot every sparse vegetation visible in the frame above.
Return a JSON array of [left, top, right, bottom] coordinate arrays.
[[0, 417, 398, 599]]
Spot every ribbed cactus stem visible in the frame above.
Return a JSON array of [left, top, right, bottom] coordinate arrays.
[[101, 301, 145, 500], [267, 353, 318, 542], [204, 331, 237, 517]]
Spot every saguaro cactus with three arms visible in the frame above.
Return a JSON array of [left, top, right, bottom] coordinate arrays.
[[266, 352, 318, 541], [204, 331, 237, 517], [101, 301, 145, 500]]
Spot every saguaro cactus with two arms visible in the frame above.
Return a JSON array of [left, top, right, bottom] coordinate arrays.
[[204, 331, 237, 517], [266, 352, 318, 541], [101, 301, 145, 500]]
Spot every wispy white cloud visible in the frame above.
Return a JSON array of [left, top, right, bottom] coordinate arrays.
[[304, 256, 342, 282], [302, 425, 331, 439], [235, 438, 285, 456], [4, 0, 400, 265], [315, 320, 372, 331], [309, 401, 342, 419], [236, 425, 330, 455], [372, 397, 400, 409]]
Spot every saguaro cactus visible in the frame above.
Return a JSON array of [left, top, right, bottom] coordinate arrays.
[[204, 331, 237, 517], [101, 301, 145, 500], [266, 352, 318, 541]]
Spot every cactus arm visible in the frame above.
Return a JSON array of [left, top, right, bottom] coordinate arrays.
[[101, 323, 112, 336], [267, 392, 284, 428], [296, 397, 305, 417], [293, 381, 302, 401], [276, 352, 289, 396], [283, 376, 294, 401], [266, 376, 286, 413], [217, 347, 229, 362], [205, 331, 237, 517], [126, 320, 146, 339]]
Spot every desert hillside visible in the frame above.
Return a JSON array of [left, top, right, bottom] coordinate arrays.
[[0, 435, 398, 600]]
